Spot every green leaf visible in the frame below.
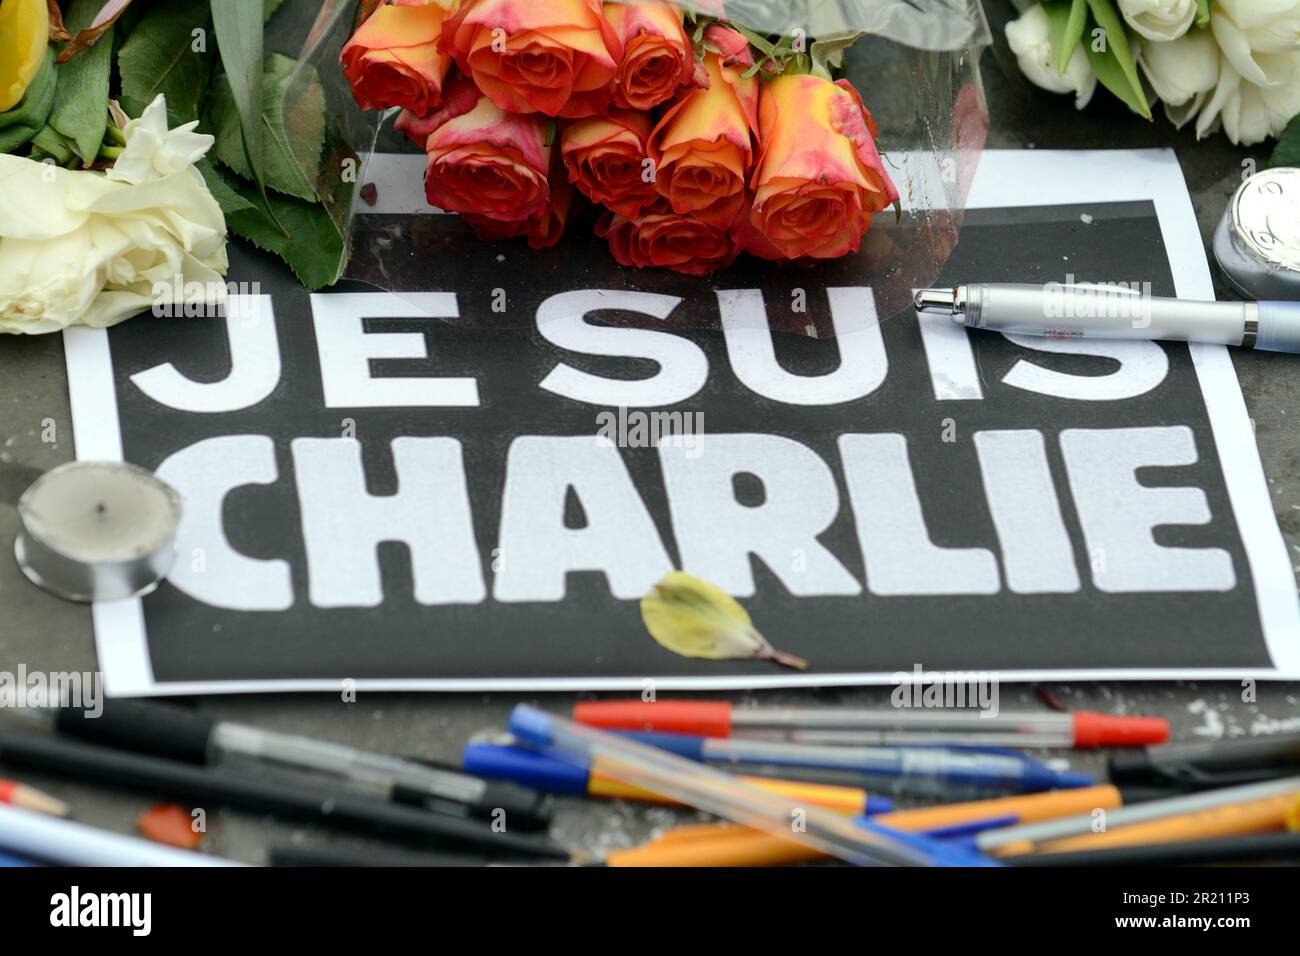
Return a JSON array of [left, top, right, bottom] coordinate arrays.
[[1269, 115, 1300, 169], [205, 162, 345, 291], [117, 5, 213, 124], [810, 32, 864, 80], [1085, 0, 1151, 120], [264, 0, 286, 21], [1043, 0, 1088, 75], [732, 24, 777, 58], [210, 53, 324, 202], [30, 126, 76, 164], [1195, 0, 1211, 27], [49, 0, 115, 161], [210, 0, 284, 233], [198, 158, 257, 216], [0, 124, 39, 153]]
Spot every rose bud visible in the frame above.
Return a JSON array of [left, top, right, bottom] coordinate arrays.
[[604, 2, 697, 110], [421, 82, 552, 222], [465, 163, 576, 250], [748, 74, 899, 260], [597, 203, 740, 276], [341, 1, 459, 116], [394, 71, 484, 147], [442, 0, 621, 118], [561, 110, 658, 217], [647, 31, 759, 230]]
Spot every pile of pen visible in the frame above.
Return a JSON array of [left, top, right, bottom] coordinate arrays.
[[471, 702, 1300, 867], [2, 697, 1299, 867]]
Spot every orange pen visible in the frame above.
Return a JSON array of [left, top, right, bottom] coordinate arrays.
[[462, 742, 891, 816], [1006, 792, 1300, 856], [604, 784, 1124, 867], [592, 770, 891, 816]]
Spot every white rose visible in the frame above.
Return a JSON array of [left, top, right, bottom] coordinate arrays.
[[1211, 0, 1300, 88], [1006, 5, 1097, 110], [1119, 0, 1198, 42], [1196, 50, 1300, 145], [1139, 28, 1220, 128], [0, 94, 228, 335], [107, 95, 216, 186]]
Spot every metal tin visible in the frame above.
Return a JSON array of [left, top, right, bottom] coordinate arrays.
[[1214, 167, 1300, 301], [15, 461, 182, 603]]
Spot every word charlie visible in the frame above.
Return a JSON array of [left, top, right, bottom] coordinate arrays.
[[129, 289, 1234, 612]]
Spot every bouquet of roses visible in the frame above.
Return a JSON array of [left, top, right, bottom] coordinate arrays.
[[340, 0, 899, 276], [1006, 0, 1300, 150]]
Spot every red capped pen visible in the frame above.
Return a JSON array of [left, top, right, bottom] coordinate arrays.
[[573, 701, 1169, 749]]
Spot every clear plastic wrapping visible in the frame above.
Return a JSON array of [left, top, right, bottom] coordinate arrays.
[[280, 0, 991, 329]]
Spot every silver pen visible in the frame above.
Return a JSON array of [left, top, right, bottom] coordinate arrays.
[[915, 283, 1300, 353]]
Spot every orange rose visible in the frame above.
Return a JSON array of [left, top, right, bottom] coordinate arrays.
[[421, 79, 552, 222], [748, 74, 899, 260], [647, 30, 758, 229], [598, 203, 739, 276], [604, 2, 697, 110], [560, 110, 658, 217], [341, 1, 459, 116], [466, 156, 576, 249], [394, 72, 484, 147], [442, 0, 621, 118]]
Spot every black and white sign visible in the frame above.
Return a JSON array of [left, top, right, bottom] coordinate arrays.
[[65, 150, 1300, 695]]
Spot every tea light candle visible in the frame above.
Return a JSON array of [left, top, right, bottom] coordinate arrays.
[[14, 462, 182, 603]]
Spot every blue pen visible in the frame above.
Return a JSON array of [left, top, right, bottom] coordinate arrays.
[[614, 731, 1093, 795], [462, 742, 894, 814], [857, 819, 1003, 867]]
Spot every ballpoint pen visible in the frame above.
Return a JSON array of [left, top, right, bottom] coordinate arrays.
[[0, 732, 570, 861], [0, 804, 242, 867], [977, 775, 1300, 856], [915, 283, 1300, 352], [462, 741, 893, 815], [55, 699, 553, 830], [1108, 734, 1300, 789], [1009, 791, 1300, 856], [506, 705, 935, 866], [1007, 831, 1300, 867], [602, 784, 1126, 867], [573, 700, 1169, 749], [611, 730, 1093, 795]]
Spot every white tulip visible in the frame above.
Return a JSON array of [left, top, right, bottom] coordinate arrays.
[[1211, 0, 1300, 88], [0, 94, 228, 335], [1196, 50, 1300, 145], [1006, 5, 1097, 110], [1119, 0, 1198, 42]]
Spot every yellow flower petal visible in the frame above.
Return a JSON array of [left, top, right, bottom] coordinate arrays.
[[0, 0, 49, 113]]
